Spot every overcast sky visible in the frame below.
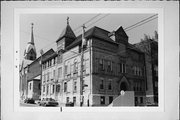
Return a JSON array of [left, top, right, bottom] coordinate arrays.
[[20, 14, 157, 61]]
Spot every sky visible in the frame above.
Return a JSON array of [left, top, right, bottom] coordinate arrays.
[[20, 14, 157, 61]]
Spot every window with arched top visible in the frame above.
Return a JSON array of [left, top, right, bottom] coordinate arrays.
[[64, 82, 67, 92], [120, 82, 128, 91]]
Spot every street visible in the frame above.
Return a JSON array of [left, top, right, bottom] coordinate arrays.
[[20, 102, 40, 107]]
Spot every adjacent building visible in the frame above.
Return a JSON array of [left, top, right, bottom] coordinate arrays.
[[135, 38, 158, 105], [19, 24, 55, 100]]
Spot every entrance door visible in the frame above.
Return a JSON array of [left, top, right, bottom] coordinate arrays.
[[120, 82, 127, 91]]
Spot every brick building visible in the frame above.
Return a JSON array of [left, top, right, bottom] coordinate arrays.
[[40, 19, 147, 106], [135, 38, 158, 105]]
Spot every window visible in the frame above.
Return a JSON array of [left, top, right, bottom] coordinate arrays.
[[120, 63, 122, 73], [73, 97, 76, 104], [154, 65, 158, 76], [99, 58, 104, 71], [135, 97, 138, 105], [73, 59, 78, 73], [47, 85, 49, 95], [56, 84, 60, 92], [100, 79, 104, 89], [107, 61, 113, 72], [38, 83, 41, 90], [53, 70, 56, 78], [122, 63, 126, 73], [49, 60, 52, 67], [73, 81, 77, 92], [64, 62, 68, 75], [47, 72, 49, 81], [46, 62, 48, 68], [52, 85, 55, 94], [83, 61, 86, 71], [59, 55, 63, 63], [29, 83, 31, 90], [66, 97, 69, 103], [108, 80, 112, 90], [134, 66, 142, 76], [58, 67, 62, 78], [64, 82, 67, 92], [120, 63, 126, 73], [49, 72, 53, 81], [100, 96, 105, 105], [140, 97, 143, 103], [109, 96, 113, 104]]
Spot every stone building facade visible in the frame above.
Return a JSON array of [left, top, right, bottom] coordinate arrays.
[[135, 39, 158, 105], [40, 20, 147, 106]]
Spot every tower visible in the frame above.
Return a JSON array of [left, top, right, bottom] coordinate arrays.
[[56, 17, 76, 64], [56, 17, 76, 51], [24, 23, 37, 61]]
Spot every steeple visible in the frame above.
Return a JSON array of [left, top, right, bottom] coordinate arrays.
[[67, 16, 69, 25], [24, 23, 37, 61], [29, 23, 34, 45], [56, 17, 76, 51]]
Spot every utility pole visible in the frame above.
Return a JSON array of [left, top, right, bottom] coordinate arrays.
[[80, 24, 86, 106], [40, 49, 44, 100]]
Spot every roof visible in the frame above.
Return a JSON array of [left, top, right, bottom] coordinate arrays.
[[27, 49, 55, 66], [56, 24, 76, 43], [20, 59, 33, 72], [24, 43, 36, 56], [115, 26, 128, 38], [42, 52, 57, 63], [127, 43, 144, 54], [66, 26, 118, 50]]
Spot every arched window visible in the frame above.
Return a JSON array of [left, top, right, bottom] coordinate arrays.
[[120, 82, 127, 91], [64, 82, 67, 92]]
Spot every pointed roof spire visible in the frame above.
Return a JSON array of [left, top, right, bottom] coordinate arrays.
[[67, 16, 69, 25], [30, 23, 34, 45], [56, 17, 76, 43]]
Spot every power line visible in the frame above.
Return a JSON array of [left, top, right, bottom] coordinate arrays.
[[86, 14, 110, 28], [124, 14, 158, 30], [75, 14, 110, 35], [23, 14, 157, 54], [73, 14, 101, 32], [37, 14, 102, 53], [125, 16, 158, 32]]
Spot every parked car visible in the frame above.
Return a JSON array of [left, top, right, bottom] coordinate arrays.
[[35, 99, 41, 104], [65, 102, 74, 107], [24, 98, 35, 104], [39, 98, 58, 106]]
